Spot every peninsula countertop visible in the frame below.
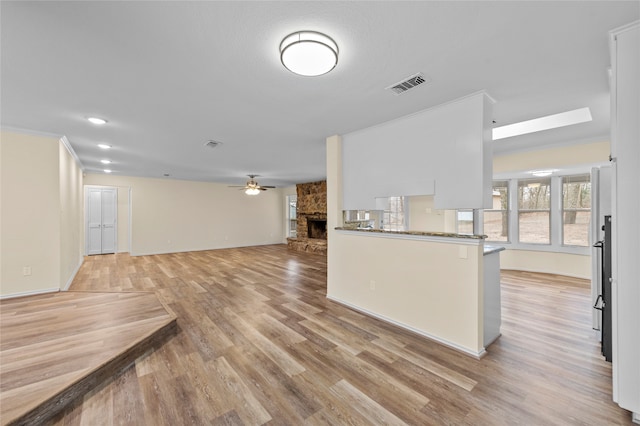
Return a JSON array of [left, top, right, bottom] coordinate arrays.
[[334, 227, 486, 240]]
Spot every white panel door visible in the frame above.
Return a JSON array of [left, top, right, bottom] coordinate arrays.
[[100, 189, 116, 254], [86, 187, 117, 255]]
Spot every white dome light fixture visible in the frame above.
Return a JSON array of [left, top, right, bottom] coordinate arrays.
[[87, 117, 107, 125], [280, 31, 338, 76], [245, 187, 261, 195]]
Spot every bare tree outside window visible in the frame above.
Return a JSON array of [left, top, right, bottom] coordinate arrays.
[[484, 181, 509, 242], [562, 175, 591, 246], [518, 178, 551, 244], [382, 196, 406, 231]]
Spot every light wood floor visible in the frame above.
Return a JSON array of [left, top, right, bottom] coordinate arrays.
[[25, 245, 634, 424], [0, 291, 176, 425]]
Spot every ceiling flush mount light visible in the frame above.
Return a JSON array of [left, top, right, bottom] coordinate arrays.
[[87, 117, 107, 125], [280, 31, 338, 76], [103, 169, 112, 174], [98, 143, 111, 150], [531, 170, 554, 177], [100, 159, 111, 164], [493, 107, 592, 141]]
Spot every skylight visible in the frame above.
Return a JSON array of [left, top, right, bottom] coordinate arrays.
[[492, 107, 592, 140]]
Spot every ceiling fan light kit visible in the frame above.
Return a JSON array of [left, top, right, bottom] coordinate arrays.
[[280, 31, 338, 76], [245, 188, 261, 195], [229, 175, 276, 195]]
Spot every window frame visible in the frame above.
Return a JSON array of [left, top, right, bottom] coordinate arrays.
[[517, 177, 552, 245], [483, 180, 510, 243], [484, 173, 591, 256], [561, 174, 592, 248]]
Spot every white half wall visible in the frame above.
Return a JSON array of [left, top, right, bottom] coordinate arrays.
[[329, 231, 484, 356]]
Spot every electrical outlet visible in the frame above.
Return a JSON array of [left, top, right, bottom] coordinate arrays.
[[23, 266, 32, 276], [369, 280, 376, 290], [458, 246, 468, 259]]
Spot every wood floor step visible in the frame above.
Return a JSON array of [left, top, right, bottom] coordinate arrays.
[[0, 291, 176, 426]]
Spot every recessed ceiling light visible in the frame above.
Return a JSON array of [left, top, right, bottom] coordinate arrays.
[[100, 159, 111, 164], [98, 144, 111, 150], [531, 170, 554, 177], [280, 31, 338, 76], [103, 169, 112, 173], [87, 117, 107, 125], [492, 107, 592, 140]]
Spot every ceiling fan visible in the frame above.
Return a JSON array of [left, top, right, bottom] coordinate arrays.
[[229, 174, 275, 195]]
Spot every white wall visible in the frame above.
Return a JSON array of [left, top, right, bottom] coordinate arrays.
[[328, 134, 485, 357], [329, 231, 484, 355], [610, 21, 640, 418], [500, 250, 591, 279], [1, 131, 83, 297], [407, 195, 457, 233], [59, 138, 84, 289], [493, 141, 610, 174], [84, 174, 285, 256], [342, 92, 493, 210]]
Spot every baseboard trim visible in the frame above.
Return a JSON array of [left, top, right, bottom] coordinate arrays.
[[501, 267, 589, 280], [62, 256, 84, 291], [130, 242, 286, 257], [326, 295, 486, 359], [0, 287, 59, 300]]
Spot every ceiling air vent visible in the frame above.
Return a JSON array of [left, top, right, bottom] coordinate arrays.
[[204, 140, 223, 149], [386, 72, 430, 95]]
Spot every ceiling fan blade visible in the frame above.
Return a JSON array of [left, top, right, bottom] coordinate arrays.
[[261, 185, 276, 188], [228, 185, 247, 188]]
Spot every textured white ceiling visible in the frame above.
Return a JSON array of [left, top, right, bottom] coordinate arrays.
[[1, 1, 638, 187]]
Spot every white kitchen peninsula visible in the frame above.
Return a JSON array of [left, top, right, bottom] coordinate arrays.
[[330, 227, 503, 358]]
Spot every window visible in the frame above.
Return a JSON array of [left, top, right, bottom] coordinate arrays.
[[518, 178, 551, 244], [287, 195, 297, 238], [382, 196, 406, 231], [484, 181, 509, 242], [456, 210, 474, 234], [562, 175, 591, 246]]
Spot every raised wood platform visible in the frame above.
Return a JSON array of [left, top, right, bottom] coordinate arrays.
[[0, 291, 176, 425]]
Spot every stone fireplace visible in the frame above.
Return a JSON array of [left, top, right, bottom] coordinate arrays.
[[287, 180, 327, 255], [307, 219, 327, 240]]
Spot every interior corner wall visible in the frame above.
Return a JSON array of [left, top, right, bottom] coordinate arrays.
[[1, 131, 61, 296], [83, 174, 285, 256], [493, 140, 610, 174], [500, 250, 591, 279], [59, 140, 84, 288]]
